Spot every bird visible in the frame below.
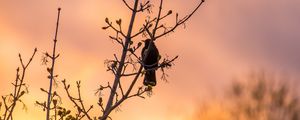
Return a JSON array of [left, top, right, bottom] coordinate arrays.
[[141, 39, 160, 86]]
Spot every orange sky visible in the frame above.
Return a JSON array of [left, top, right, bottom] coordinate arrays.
[[1, 0, 300, 120]]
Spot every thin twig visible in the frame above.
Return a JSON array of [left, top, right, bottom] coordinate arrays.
[[155, 0, 205, 39], [62, 80, 93, 120], [46, 7, 61, 120], [3, 48, 37, 120]]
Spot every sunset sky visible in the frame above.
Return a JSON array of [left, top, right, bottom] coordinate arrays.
[[1, 0, 300, 120]]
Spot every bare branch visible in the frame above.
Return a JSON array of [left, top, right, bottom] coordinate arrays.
[[155, 0, 205, 39], [122, 0, 134, 11], [46, 8, 62, 120], [2, 48, 37, 120], [101, 0, 140, 119], [62, 80, 93, 120], [103, 18, 126, 38]]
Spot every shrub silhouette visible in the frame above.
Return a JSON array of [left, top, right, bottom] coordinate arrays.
[[194, 72, 300, 120], [229, 72, 300, 120]]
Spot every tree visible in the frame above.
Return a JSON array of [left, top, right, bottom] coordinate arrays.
[[37, 0, 205, 119], [97, 0, 205, 119], [192, 72, 300, 120], [229, 72, 300, 120], [1, 0, 206, 119]]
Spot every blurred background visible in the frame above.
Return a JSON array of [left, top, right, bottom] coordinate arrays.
[[1, 0, 300, 119]]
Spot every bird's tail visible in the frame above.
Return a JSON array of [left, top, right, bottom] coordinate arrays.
[[143, 70, 156, 86]]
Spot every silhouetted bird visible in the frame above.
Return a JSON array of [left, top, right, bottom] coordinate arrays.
[[141, 39, 159, 86]]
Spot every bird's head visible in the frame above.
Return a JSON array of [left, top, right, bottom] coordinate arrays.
[[142, 39, 152, 47]]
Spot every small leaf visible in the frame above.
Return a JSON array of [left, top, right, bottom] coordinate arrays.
[[20, 91, 26, 97], [66, 110, 71, 115], [45, 52, 50, 57], [40, 88, 46, 92], [53, 99, 57, 106], [99, 97, 103, 104], [58, 111, 62, 116], [116, 19, 122, 25], [176, 13, 179, 22], [168, 10, 172, 15], [137, 42, 142, 47], [105, 17, 109, 23], [148, 23, 153, 28], [102, 26, 109, 30], [47, 67, 51, 73], [128, 48, 134, 52]]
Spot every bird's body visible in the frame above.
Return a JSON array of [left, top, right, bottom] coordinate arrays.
[[141, 39, 159, 86]]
